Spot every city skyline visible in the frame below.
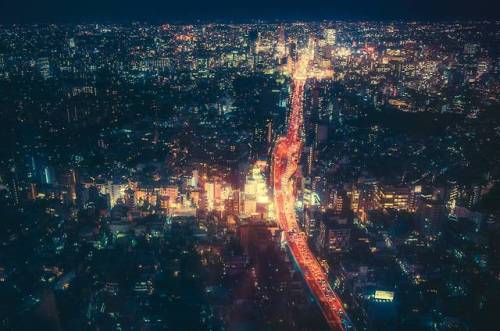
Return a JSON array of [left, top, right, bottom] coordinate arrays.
[[0, 13, 499, 331]]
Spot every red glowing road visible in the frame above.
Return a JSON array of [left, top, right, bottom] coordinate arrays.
[[272, 62, 353, 330]]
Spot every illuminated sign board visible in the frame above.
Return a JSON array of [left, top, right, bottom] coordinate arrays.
[[374, 290, 394, 302]]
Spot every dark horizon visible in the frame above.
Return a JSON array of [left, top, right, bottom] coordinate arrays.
[[1, 0, 499, 24], [0, 9, 499, 331]]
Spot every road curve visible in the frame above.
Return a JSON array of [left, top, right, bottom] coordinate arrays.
[[271, 79, 354, 331]]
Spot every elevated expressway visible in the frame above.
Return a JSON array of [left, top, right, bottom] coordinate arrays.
[[271, 50, 354, 331]]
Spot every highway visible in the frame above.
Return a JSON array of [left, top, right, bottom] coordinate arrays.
[[271, 49, 354, 331]]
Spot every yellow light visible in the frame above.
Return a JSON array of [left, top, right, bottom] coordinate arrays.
[[374, 290, 394, 301]]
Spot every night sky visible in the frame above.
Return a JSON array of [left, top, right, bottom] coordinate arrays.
[[0, 0, 498, 23]]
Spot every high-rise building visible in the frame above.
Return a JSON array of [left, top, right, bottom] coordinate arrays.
[[350, 188, 360, 213], [43, 166, 55, 185], [304, 207, 319, 238], [464, 43, 478, 56], [375, 185, 410, 211], [327, 190, 346, 215], [191, 170, 199, 188], [417, 197, 447, 238], [29, 183, 37, 200], [204, 181, 222, 211], [158, 186, 179, 210], [317, 213, 351, 255], [36, 57, 52, 79], [266, 119, 273, 144], [104, 181, 127, 209], [9, 167, 21, 205], [241, 164, 271, 219], [288, 41, 298, 62], [324, 28, 337, 46], [305, 145, 314, 176], [276, 26, 286, 60]]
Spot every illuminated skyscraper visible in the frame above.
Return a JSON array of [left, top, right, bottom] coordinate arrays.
[[241, 164, 271, 219], [324, 28, 336, 46], [191, 170, 199, 188], [375, 185, 411, 211], [9, 167, 21, 205], [305, 145, 314, 176], [276, 26, 286, 60], [266, 119, 273, 144], [317, 214, 351, 255], [288, 41, 298, 61]]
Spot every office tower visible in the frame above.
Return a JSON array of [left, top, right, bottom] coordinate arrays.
[[304, 207, 319, 238], [43, 166, 55, 185], [36, 57, 52, 79], [266, 119, 273, 144], [191, 170, 199, 188], [9, 167, 21, 205], [375, 185, 411, 211], [288, 41, 297, 61], [324, 28, 336, 46], [317, 214, 351, 255], [417, 197, 447, 238], [305, 145, 314, 176], [276, 26, 286, 59]]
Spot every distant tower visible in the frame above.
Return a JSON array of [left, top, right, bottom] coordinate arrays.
[[305, 146, 314, 176], [288, 41, 298, 62], [248, 29, 259, 70], [9, 167, 21, 206], [36, 57, 52, 79], [191, 170, 199, 188], [276, 26, 287, 60], [266, 119, 273, 144], [69, 169, 77, 204], [307, 35, 316, 55], [324, 28, 337, 46], [152, 101, 159, 144]]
